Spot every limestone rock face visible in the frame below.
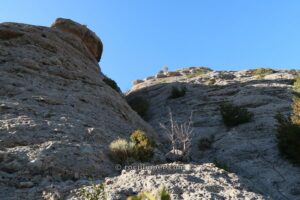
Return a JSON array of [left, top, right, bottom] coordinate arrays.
[[51, 18, 103, 62], [127, 68, 300, 199], [103, 163, 266, 200], [0, 20, 153, 199], [2, 17, 300, 200]]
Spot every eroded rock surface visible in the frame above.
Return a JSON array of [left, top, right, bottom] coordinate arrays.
[[51, 18, 103, 61], [127, 68, 300, 200], [103, 163, 267, 200], [0, 19, 153, 199], [1, 18, 299, 200]]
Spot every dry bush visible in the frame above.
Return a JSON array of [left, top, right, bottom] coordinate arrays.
[[109, 138, 135, 164], [160, 109, 194, 161], [109, 130, 154, 164]]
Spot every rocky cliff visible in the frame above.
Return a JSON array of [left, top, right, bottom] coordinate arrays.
[[1, 18, 299, 200], [0, 18, 154, 199], [127, 67, 300, 199]]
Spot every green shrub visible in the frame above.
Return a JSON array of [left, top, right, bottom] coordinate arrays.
[[187, 71, 207, 78], [198, 136, 214, 151], [220, 103, 253, 127], [79, 183, 106, 200], [275, 113, 300, 165], [274, 76, 300, 165], [109, 130, 154, 164], [103, 76, 121, 93], [127, 186, 171, 200], [109, 138, 135, 164], [253, 68, 274, 78], [291, 96, 300, 125], [186, 67, 212, 78], [213, 159, 231, 172], [293, 76, 300, 93], [130, 130, 154, 161], [169, 86, 186, 99], [207, 78, 216, 85], [128, 96, 149, 119]]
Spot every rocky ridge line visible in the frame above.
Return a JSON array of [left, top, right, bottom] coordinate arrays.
[[127, 67, 300, 199]]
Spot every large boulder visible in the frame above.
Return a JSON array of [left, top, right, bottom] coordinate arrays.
[[51, 18, 103, 62], [0, 20, 154, 199]]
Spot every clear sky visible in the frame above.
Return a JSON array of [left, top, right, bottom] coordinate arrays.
[[1, 1, 300, 91]]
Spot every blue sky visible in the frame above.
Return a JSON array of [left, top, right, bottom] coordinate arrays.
[[1, 1, 300, 91]]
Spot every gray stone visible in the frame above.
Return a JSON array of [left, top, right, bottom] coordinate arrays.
[[127, 68, 300, 200], [132, 79, 144, 85], [165, 149, 184, 162], [51, 18, 103, 61], [102, 163, 266, 200], [0, 19, 155, 199]]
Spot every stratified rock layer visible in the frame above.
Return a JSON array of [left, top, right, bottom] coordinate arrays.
[[0, 19, 152, 199]]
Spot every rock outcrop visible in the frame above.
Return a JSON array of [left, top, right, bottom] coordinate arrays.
[[1, 17, 299, 200], [127, 68, 300, 199], [0, 19, 153, 199], [51, 18, 103, 62], [103, 163, 266, 200]]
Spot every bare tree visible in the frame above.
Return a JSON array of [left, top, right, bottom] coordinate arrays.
[[160, 109, 194, 161]]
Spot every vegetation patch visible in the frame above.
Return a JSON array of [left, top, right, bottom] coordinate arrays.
[[275, 113, 300, 165], [109, 138, 135, 164], [291, 96, 300, 125], [103, 76, 121, 93], [207, 78, 216, 85], [109, 130, 154, 164], [160, 110, 193, 162], [252, 68, 274, 78], [220, 103, 253, 127], [213, 159, 231, 172], [187, 71, 207, 78], [293, 76, 300, 93], [198, 136, 214, 151], [185, 67, 212, 78], [127, 186, 171, 200], [130, 130, 154, 161], [169, 86, 186, 99], [79, 183, 106, 200], [127, 96, 149, 119], [274, 77, 300, 165]]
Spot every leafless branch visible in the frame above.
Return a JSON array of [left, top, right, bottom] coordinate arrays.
[[160, 108, 194, 161]]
